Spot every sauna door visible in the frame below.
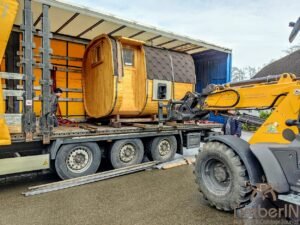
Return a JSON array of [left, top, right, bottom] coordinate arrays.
[[119, 45, 146, 115]]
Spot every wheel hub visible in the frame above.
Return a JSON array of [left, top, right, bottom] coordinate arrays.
[[213, 164, 228, 182], [203, 158, 232, 194], [119, 144, 136, 163], [158, 140, 171, 156], [66, 147, 92, 173]]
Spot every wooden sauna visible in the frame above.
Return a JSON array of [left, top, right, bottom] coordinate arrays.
[[82, 34, 196, 118]]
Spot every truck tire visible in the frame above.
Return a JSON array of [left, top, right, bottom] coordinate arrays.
[[146, 136, 177, 162], [110, 139, 144, 169], [55, 142, 101, 180], [194, 141, 252, 211]]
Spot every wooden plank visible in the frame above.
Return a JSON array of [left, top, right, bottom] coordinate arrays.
[[130, 123, 158, 129], [159, 158, 187, 169], [111, 117, 158, 123], [183, 156, 196, 165], [165, 121, 179, 127]]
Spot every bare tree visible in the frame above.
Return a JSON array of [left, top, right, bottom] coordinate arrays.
[[283, 42, 300, 54], [232, 66, 259, 81]]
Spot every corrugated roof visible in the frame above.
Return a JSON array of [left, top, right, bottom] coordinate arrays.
[[13, 0, 231, 54]]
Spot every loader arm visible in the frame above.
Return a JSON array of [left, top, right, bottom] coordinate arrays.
[[202, 73, 300, 144], [0, 0, 19, 145]]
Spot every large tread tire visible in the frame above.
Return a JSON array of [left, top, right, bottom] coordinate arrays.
[[194, 141, 252, 211], [110, 139, 144, 169], [55, 142, 101, 180], [145, 136, 177, 162]]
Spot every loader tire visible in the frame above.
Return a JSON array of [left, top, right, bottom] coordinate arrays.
[[194, 141, 252, 211]]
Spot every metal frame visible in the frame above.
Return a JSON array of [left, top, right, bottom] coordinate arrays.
[[21, 0, 36, 141], [5, 32, 20, 113], [39, 4, 53, 144]]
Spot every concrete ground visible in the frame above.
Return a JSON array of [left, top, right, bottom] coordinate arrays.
[[0, 165, 236, 225], [0, 131, 255, 225]]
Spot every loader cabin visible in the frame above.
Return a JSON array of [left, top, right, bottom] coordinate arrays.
[[1, 0, 231, 134]]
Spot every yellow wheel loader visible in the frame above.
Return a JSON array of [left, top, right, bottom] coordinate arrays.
[[160, 17, 300, 218], [192, 17, 300, 215]]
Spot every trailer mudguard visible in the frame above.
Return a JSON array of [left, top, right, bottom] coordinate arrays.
[[208, 135, 264, 185], [49, 139, 64, 160]]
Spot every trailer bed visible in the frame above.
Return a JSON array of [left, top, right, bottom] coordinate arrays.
[[10, 122, 222, 143]]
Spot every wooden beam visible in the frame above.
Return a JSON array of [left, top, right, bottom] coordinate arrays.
[[33, 6, 51, 27], [157, 39, 177, 47], [77, 19, 105, 37], [55, 13, 80, 33], [108, 25, 126, 36], [147, 35, 162, 42], [129, 30, 145, 38], [169, 43, 191, 50], [33, 13, 43, 26], [185, 46, 205, 52]]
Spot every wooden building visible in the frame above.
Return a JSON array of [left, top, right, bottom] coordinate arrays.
[[83, 35, 196, 118]]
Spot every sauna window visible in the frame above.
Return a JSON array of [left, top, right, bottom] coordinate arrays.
[[157, 83, 167, 99], [123, 48, 134, 66], [92, 43, 103, 67]]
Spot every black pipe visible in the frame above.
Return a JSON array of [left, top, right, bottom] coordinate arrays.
[[228, 74, 283, 87]]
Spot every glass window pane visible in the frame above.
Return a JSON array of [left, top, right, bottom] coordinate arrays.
[[123, 48, 134, 66]]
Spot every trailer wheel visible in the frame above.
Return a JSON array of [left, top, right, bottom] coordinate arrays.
[[194, 141, 252, 211], [146, 136, 177, 162], [55, 142, 101, 180], [110, 139, 144, 169]]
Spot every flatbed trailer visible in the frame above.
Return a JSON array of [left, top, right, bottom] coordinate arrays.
[[1, 122, 222, 179], [0, 0, 228, 180]]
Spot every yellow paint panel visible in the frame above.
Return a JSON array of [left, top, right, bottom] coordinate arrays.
[[173, 83, 194, 99]]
